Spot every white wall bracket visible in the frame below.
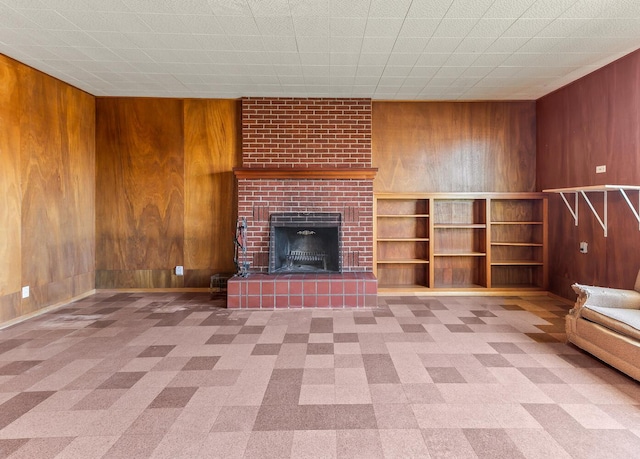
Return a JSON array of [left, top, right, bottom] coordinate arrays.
[[543, 185, 640, 237]]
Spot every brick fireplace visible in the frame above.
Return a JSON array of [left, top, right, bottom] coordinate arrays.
[[227, 97, 377, 308]]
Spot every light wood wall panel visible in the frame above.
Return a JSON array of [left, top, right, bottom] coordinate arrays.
[[537, 49, 640, 299], [0, 56, 21, 300], [372, 102, 536, 193], [96, 98, 185, 284], [0, 54, 95, 325], [184, 99, 241, 279]]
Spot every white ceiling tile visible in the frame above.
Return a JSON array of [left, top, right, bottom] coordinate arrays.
[[330, 65, 356, 77], [299, 52, 329, 65], [364, 17, 403, 37], [408, 66, 438, 78], [122, 0, 173, 13], [434, 66, 466, 78], [368, 0, 412, 18], [254, 16, 295, 35], [0, 7, 38, 29], [356, 65, 384, 76], [330, 17, 366, 36], [195, 34, 234, 50], [414, 53, 451, 66], [357, 53, 389, 65], [432, 18, 478, 37], [353, 76, 379, 85], [273, 64, 302, 76], [330, 53, 360, 65], [468, 18, 515, 37], [502, 18, 554, 37], [289, 0, 329, 17], [381, 66, 412, 77], [218, 15, 260, 35], [206, 0, 252, 16], [360, 36, 395, 53], [470, 53, 509, 66], [247, 0, 290, 17], [297, 36, 329, 53], [137, 14, 192, 34], [261, 35, 297, 52], [455, 36, 495, 53], [386, 53, 420, 66], [398, 18, 440, 38], [329, 36, 362, 53], [229, 35, 265, 52], [483, 0, 537, 19], [485, 36, 530, 53], [460, 66, 493, 78], [267, 52, 300, 65], [329, 0, 370, 18], [423, 36, 463, 53], [520, 0, 575, 19], [445, 0, 494, 18], [537, 18, 591, 38], [16, 9, 79, 30], [292, 16, 329, 36], [58, 10, 150, 33], [278, 75, 305, 84], [392, 37, 429, 53]]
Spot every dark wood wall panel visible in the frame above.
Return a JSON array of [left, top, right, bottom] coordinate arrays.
[[372, 102, 536, 193], [96, 98, 185, 280], [0, 54, 95, 325], [0, 56, 22, 304], [537, 50, 640, 298], [184, 99, 241, 278]]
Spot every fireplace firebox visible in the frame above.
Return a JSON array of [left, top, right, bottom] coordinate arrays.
[[269, 213, 341, 274]]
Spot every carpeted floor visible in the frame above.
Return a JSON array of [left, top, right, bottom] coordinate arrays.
[[0, 292, 638, 458]]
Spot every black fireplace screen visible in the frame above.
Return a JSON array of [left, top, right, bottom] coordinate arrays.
[[269, 212, 341, 274]]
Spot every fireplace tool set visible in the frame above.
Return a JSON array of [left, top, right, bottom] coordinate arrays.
[[234, 217, 250, 277]]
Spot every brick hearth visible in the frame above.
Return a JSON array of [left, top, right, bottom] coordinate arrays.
[[228, 97, 377, 309]]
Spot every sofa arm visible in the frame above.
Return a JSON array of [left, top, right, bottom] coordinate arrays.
[[571, 283, 640, 312]]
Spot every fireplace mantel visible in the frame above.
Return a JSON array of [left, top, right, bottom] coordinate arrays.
[[234, 167, 377, 180]]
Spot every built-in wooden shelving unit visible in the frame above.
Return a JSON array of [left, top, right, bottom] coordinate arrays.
[[374, 192, 548, 293]]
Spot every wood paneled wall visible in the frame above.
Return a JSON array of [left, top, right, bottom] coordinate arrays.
[[0, 54, 95, 325], [95, 98, 240, 288], [372, 101, 536, 193], [537, 50, 640, 299]]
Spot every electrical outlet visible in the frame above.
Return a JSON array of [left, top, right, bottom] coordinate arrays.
[[596, 165, 606, 173], [21, 286, 29, 298], [579, 242, 588, 254], [175, 265, 184, 276]]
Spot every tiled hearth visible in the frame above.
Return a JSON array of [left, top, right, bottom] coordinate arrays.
[[229, 97, 377, 309], [227, 273, 377, 309]]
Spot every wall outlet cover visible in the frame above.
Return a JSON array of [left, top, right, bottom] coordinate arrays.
[[21, 286, 30, 298], [175, 266, 184, 276]]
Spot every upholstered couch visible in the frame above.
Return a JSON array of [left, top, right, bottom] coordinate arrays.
[[566, 272, 640, 381]]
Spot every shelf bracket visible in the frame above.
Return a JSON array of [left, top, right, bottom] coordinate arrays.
[[618, 188, 640, 230], [579, 190, 607, 237], [558, 191, 578, 227], [545, 185, 640, 237]]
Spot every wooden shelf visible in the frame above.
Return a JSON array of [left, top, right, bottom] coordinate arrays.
[[491, 242, 543, 247], [374, 192, 548, 292], [378, 214, 429, 218], [378, 238, 429, 242], [491, 260, 544, 266], [377, 258, 429, 264], [434, 223, 486, 229]]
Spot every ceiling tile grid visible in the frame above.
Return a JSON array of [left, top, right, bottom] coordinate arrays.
[[0, 0, 638, 100]]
